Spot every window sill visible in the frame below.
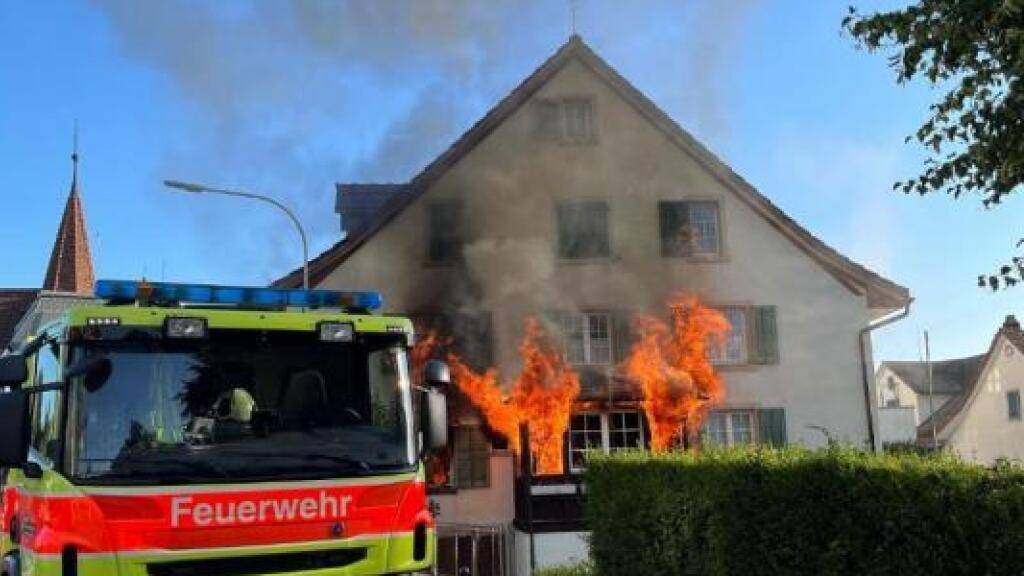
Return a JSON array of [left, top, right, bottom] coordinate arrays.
[[713, 363, 763, 372], [422, 261, 462, 269], [662, 254, 729, 264], [557, 256, 616, 266]]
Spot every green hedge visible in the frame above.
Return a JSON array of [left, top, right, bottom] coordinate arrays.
[[585, 448, 1024, 576], [535, 562, 593, 576]]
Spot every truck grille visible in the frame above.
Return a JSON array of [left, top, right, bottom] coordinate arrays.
[[146, 547, 367, 576]]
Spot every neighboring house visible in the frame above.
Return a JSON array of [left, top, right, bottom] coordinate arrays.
[[275, 36, 911, 575], [875, 355, 984, 446], [912, 316, 1024, 463], [4, 147, 98, 350]]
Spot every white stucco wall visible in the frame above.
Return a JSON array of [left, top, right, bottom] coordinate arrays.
[[946, 337, 1024, 464], [430, 452, 516, 526], [877, 406, 916, 445], [514, 530, 589, 576]]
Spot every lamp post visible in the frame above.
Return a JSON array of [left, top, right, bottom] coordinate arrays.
[[163, 180, 309, 289]]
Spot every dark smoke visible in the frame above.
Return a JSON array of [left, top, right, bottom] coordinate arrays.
[[90, 0, 760, 283]]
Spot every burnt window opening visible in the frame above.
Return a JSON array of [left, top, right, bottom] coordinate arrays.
[[427, 201, 464, 265], [533, 97, 595, 143], [454, 425, 491, 489], [557, 201, 610, 259], [659, 201, 722, 257]]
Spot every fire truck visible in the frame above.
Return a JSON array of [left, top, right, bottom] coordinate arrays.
[[0, 280, 449, 576]]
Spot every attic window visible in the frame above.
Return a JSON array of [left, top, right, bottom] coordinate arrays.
[[533, 98, 595, 143], [659, 201, 722, 257]]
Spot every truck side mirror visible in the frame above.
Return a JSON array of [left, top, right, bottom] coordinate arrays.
[[0, 390, 30, 467], [423, 360, 450, 387], [420, 388, 448, 452], [0, 354, 28, 388]]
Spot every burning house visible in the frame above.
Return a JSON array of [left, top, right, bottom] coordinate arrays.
[[274, 36, 910, 575]]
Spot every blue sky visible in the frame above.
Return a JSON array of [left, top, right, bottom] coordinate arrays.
[[1, 0, 1020, 362]]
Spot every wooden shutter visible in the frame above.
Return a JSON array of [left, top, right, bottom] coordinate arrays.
[[752, 306, 779, 365], [757, 408, 787, 446]]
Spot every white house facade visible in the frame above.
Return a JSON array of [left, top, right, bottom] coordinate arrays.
[[275, 36, 911, 576]]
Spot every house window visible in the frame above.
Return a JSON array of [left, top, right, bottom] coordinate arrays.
[[454, 425, 490, 489], [1008, 390, 1022, 421], [563, 98, 594, 142], [557, 201, 609, 259], [701, 411, 754, 446], [708, 307, 748, 365], [533, 98, 594, 143], [427, 201, 463, 264], [659, 201, 722, 257], [608, 411, 644, 451], [569, 410, 645, 473], [562, 312, 612, 365]]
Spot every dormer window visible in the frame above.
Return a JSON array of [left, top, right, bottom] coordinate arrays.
[[533, 97, 595, 143]]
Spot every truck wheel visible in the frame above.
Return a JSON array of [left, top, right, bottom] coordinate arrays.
[[2, 552, 20, 576]]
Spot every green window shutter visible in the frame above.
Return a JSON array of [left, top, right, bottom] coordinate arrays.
[[758, 408, 787, 447], [753, 305, 779, 365]]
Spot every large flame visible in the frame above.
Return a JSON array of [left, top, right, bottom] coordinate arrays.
[[410, 330, 453, 486], [448, 318, 580, 475], [623, 295, 730, 451]]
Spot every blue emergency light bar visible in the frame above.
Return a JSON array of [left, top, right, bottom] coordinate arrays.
[[94, 279, 383, 310]]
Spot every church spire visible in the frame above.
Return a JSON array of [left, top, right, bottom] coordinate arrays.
[[42, 128, 95, 294]]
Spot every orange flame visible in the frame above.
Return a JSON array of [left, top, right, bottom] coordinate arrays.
[[623, 295, 730, 451], [410, 330, 453, 486], [448, 318, 580, 475]]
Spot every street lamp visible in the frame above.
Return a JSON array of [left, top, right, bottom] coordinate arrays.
[[163, 180, 309, 289]]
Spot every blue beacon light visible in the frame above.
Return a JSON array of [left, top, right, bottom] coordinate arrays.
[[94, 280, 383, 310]]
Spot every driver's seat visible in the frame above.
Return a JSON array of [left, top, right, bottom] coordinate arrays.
[[280, 370, 329, 430]]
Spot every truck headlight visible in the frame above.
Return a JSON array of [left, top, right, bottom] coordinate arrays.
[[319, 322, 354, 343], [165, 317, 208, 339]]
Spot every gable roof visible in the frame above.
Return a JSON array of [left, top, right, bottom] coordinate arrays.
[[0, 289, 38, 350], [881, 355, 986, 396], [273, 36, 910, 309], [918, 315, 1024, 445], [43, 155, 94, 295]]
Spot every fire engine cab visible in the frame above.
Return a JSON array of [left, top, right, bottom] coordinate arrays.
[[0, 280, 449, 576]]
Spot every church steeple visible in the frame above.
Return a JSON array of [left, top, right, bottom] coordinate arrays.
[[42, 130, 95, 294]]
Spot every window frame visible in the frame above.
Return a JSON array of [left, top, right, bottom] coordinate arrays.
[[700, 410, 756, 447], [659, 200, 724, 259], [426, 200, 464, 266], [453, 424, 491, 490], [27, 332, 66, 471], [532, 96, 597, 144], [707, 306, 750, 366], [1008, 389, 1022, 421], [568, 410, 645, 474], [561, 311, 613, 366], [556, 201, 611, 260]]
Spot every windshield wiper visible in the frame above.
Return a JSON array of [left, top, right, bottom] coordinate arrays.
[[218, 450, 372, 473]]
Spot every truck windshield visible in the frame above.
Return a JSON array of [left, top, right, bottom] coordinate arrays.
[[66, 330, 415, 485]]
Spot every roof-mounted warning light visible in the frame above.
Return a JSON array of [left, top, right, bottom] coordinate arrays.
[[94, 279, 383, 310]]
